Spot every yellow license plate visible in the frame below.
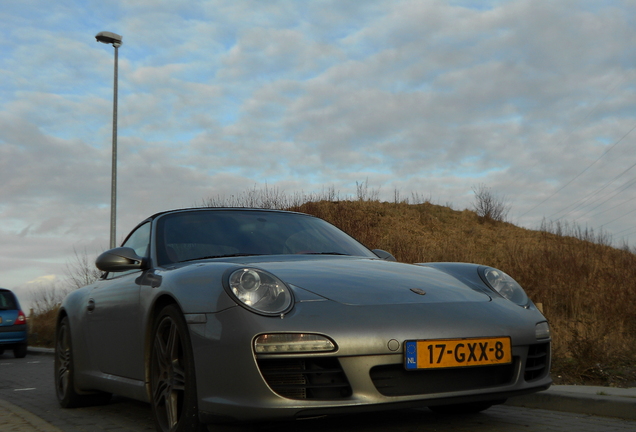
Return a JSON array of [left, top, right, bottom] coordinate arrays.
[[405, 337, 512, 370]]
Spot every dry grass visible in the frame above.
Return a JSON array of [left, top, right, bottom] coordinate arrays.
[[28, 307, 59, 348]]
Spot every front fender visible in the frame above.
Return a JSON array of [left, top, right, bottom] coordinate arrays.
[[152, 262, 244, 314], [415, 262, 493, 296]]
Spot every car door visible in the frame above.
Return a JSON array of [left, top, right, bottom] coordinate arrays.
[[86, 222, 151, 380]]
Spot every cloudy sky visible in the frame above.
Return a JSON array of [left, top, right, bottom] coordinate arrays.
[[2, 0, 636, 305]]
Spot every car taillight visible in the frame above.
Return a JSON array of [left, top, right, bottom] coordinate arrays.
[[14, 311, 26, 325]]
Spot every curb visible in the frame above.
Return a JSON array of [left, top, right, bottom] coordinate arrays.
[[0, 399, 63, 432], [506, 386, 636, 420]]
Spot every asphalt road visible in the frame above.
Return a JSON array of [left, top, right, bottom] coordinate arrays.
[[1, 352, 636, 432]]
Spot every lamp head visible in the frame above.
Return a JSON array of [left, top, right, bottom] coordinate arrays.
[[95, 31, 123, 47]]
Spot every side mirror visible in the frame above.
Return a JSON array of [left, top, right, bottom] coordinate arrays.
[[96, 247, 147, 272], [372, 249, 397, 262]]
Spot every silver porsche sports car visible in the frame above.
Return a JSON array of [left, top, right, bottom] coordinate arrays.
[[55, 208, 551, 432]]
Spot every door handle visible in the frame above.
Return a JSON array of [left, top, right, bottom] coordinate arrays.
[[87, 298, 96, 312]]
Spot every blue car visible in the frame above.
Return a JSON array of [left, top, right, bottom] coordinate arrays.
[[0, 288, 28, 358]]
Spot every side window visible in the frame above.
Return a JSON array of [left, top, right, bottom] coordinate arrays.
[[122, 222, 151, 258]]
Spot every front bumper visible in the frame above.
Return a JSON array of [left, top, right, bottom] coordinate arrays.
[[190, 300, 552, 423]]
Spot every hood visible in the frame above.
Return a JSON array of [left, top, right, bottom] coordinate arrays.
[[254, 257, 491, 306]]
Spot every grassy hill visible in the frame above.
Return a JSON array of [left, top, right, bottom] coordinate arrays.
[[288, 200, 636, 387]]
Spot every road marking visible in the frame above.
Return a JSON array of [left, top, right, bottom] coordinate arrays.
[[14, 388, 36, 391]]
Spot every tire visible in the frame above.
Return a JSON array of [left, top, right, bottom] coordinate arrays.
[[13, 343, 27, 358], [55, 316, 111, 408], [150, 304, 204, 432], [428, 400, 504, 414], [0, 349, 4, 355]]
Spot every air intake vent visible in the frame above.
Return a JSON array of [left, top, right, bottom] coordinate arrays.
[[524, 343, 550, 381], [257, 358, 352, 400], [371, 362, 516, 397]]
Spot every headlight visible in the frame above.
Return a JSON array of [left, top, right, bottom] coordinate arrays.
[[227, 268, 293, 315], [481, 267, 529, 306]]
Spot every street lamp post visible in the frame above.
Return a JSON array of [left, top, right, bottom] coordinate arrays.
[[95, 31, 123, 249]]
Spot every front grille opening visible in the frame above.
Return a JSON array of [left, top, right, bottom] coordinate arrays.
[[370, 362, 516, 397], [524, 342, 550, 382], [257, 358, 352, 400]]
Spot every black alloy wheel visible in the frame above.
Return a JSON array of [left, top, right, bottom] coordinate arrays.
[[55, 316, 80, 407], [150, 304, 204, 432]]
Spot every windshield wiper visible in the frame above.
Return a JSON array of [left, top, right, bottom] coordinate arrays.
[[301, 252, 350, 256], [179, 253, 265, 263]]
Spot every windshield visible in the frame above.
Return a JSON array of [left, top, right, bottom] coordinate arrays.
[[154, 209, 376, 266]]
